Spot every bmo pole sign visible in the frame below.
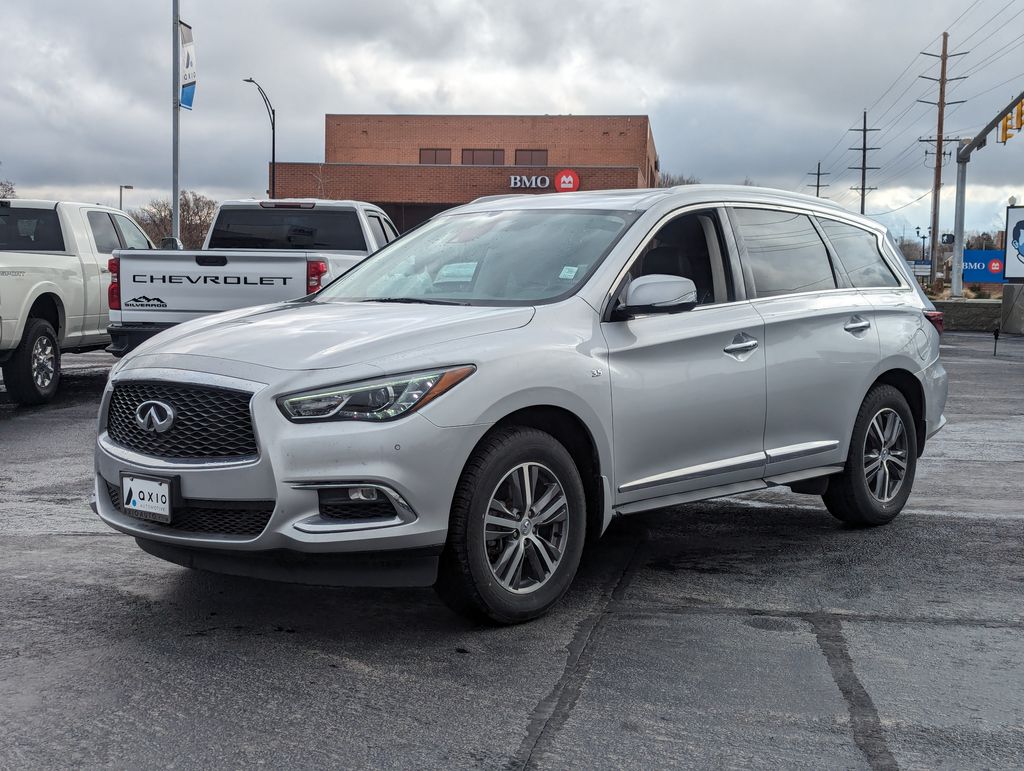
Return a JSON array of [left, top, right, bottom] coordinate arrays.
[[509, 169, 580, 192]]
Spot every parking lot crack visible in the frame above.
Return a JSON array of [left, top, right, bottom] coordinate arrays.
[[507, 533, 648, 771], [809, 613, 898, 771]]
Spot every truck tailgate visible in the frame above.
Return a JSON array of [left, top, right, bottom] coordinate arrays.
[[115, 249, 309, 322]]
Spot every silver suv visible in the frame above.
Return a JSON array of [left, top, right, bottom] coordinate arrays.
[[93, 186, 948, 623]]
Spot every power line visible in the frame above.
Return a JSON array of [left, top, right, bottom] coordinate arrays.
[[868, 190, 932, 216]]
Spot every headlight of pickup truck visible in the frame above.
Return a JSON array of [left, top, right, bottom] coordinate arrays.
[[277, 365, 475, 422]]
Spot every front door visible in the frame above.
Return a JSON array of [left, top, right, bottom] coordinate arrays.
[[603, 209, 767, 507]]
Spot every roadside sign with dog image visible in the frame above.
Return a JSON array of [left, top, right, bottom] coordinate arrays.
[[1006, 206, 1024, 280]]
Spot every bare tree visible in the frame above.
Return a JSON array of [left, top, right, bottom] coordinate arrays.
[[658, 172, 700, 187], [130, 191, 218, 249], [741, 177, 758, 186], [0, 162, 15, 198]]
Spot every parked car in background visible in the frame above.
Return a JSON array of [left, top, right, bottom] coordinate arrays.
[[93, 185, 947, 623], [0, 199, 152, 404], [107, 199, 398, 356]]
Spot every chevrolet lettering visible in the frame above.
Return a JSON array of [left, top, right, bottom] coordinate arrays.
[[131, 274, 292, 285]]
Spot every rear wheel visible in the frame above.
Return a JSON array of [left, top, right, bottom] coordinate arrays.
[[823, 384, 917, 526], [435, 427, 586, 624], [1, 318, 61, 405]]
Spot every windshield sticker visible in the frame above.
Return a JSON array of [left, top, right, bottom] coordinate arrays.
[[559, 265, 579, 280]]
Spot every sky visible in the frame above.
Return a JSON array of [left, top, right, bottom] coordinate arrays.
[[1, 0, 1022, 236]]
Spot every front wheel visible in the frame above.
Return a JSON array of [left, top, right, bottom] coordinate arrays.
[[823, 384, 918, 526], [1, 318, 61, 405], [435, 427, 587, 624]]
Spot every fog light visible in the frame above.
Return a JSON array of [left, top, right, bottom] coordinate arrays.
[[348, 487, 379, 502]]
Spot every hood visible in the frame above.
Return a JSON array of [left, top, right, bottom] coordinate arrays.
[[129, 300, 536, 370]]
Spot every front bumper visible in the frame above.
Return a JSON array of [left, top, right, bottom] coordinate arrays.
[[94, 365, 492, 585]]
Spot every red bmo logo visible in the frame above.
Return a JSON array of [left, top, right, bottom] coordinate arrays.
[[989, 259, 1003, 274], [554, 169, 579, 192]]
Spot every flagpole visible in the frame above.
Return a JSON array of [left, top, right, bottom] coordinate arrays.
[[171, 0, 180, 241]]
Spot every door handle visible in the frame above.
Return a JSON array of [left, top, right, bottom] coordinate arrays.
[[724, 333, 759, 355], [844, 316, 871, 333]]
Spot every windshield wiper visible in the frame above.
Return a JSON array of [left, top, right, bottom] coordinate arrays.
[[362, 297, 470, 306]]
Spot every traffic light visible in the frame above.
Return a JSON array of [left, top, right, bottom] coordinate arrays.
[[999, 113, 1016, 144], [1014, 101, 1024, 131]]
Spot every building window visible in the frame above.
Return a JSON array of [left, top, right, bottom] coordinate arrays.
[[515, 149, 548, 166], [461, 149, 505, 165], [419, 148, 451, 164]]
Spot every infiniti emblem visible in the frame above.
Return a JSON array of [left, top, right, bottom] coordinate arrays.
[[135, 400, 175, 434]]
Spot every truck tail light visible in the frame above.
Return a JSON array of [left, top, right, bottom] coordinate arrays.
[[107, 257, 120, 310], [924, 310, 944, 336], [307, 260, 328, 291]]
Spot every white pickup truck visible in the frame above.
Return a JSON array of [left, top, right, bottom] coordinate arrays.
[[107, 199, 398, 356], [0, 199, 154, 404]]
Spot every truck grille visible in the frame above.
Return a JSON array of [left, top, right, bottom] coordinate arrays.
[[106, 381, 257, 460], [105, 479, 273, 537]]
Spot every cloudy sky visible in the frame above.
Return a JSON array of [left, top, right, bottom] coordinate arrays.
[[2, 0, 1022, 234]]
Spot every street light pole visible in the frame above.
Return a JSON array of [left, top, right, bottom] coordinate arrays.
[[243, 77, 276, 198], [118, 184, 134, 211]]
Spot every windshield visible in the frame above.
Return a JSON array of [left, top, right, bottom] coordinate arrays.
[[315, 208, 637, 306], [207, 208, 367, 251]]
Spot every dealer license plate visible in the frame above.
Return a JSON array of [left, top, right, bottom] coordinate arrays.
[[120, 474, 172, 523]]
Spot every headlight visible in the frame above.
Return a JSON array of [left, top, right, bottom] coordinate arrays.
[[277, 365, 476, 422]]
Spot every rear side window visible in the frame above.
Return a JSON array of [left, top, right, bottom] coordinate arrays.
[[366, 214, 388, 248], [112, 214, 152, 250], [87, 211, 121, 254], [382, 218, 399, 241], [0, 207, 65, 251], [818, 218, 900, 288], [732, 208, 836, 298], [207, 209, 368, 251]]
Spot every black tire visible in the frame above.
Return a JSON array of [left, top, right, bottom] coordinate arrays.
[[1, 318, 61, 406], [435, 427, 587, 624], [823, 384, 918, 527]]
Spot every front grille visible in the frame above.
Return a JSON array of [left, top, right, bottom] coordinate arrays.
[[107, 381, 257, 460], [105, 479, 274, 537], [319, 490, 398, 521]]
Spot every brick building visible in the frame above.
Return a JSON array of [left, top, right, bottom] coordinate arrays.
[[273, 114, 659, 230]]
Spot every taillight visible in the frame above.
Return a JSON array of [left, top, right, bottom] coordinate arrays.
[[107, 257, 120, 310], [307, 260, 328, 291], [924, 310, 944, 336]]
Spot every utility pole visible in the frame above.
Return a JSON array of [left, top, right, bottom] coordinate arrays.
[[806, 161, 830, 198], [849, 110, 879, 214], [171, 0, 180, 241], [919, 32, 967, 283]]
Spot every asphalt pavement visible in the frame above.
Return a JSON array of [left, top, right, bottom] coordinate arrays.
[[1, 334, 1022, 769]]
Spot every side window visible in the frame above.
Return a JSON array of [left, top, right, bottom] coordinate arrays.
[[112, 214, 151, 250], [817, 218, 899, 288], [366, 214, 388, 248], [87, 211, 121, 254], [731, 208, 836, 298], [382, 218, 399, 242], [623, 210, 734, 306], [0, 208, 65, 251]]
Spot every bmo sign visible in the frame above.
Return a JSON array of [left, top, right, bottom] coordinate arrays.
[[509, 169, 580, 192]]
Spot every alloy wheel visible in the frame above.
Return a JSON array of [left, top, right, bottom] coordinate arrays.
[[31, 335, 56, 389], [863, 407, 909, 503], [483, 462, 569, 594]]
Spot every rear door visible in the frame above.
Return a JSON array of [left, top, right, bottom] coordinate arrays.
[[728, 206, 880, 477], [116, 250, 308, 323]]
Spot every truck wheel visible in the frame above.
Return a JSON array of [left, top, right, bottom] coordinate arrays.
[[822, 384, 918, 527], [1, 318, 61, 405], [435, 427, 586, 624]]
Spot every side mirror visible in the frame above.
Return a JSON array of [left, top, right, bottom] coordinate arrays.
[[616, 274, 698, 318], [160, 236, 184, 250]]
